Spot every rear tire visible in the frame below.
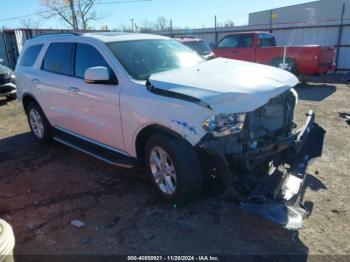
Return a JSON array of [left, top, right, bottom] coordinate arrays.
[[145, 134, 202, 205], [26, 102, 52, 143]]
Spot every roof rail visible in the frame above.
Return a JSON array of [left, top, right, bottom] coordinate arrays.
[[33, 32, 81, 38]]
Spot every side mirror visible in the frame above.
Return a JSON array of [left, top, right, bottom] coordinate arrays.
[[84, 66, 117, 85], [0, 59, 4, 64]]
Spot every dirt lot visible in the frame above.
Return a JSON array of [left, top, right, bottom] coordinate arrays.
[[0, 82, 349, 259]]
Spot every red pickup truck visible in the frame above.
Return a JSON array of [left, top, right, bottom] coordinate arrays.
[[213, 32, 336, 76]]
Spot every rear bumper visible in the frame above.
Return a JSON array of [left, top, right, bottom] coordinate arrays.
[[316, 63, 336, 74], [298, 62, 335, 75], [197, 110, 316, 229]]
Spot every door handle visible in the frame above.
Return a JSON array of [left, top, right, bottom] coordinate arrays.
[[68, 86, 80, 93], [32, 78, 40, 83], [232, 50, 238, 54]]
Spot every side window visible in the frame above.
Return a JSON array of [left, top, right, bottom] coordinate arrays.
[[42, 43, 74, 75], [217, 34, 253, 48], [217, 35, 239, 48], [75, 43, 111, 79], [20, 44, 43, 67], [259, 34, 276, 47], [237, 34, 253, 47]]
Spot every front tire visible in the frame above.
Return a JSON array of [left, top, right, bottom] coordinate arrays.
[[145, 134, 202, 205], [26, 102, 52, 143]]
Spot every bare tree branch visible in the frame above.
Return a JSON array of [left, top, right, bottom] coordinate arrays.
[[139, 19, 155, 33], [20, 18, 41, 29], [155, 16, 168, 31], [223, 20, 234, 28], [39, 0, 100, 30]]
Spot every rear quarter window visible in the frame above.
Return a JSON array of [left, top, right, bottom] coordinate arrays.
[[42, 43, 74, 75], [20, 44, 43, 67]]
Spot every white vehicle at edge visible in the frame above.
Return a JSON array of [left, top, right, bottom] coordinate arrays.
[[15, 32, 315, 229]]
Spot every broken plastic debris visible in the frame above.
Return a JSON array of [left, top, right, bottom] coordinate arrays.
[[282, 175, 303, 201], [71, 220, 86, 228]]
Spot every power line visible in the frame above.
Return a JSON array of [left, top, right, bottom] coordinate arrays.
[[0, 10, 51, 22], [0, 0, 152, 22], [97, 0, 151, 4]]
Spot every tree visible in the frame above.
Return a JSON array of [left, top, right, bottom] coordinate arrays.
[[40, 0, 100, 30], [224, 20, 234, 28], [20, 18, 41, 29], [139, 19, 155, 33], [155, 16, 168, 31]]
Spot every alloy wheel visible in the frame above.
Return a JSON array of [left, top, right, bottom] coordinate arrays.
[[29, 109, 44, 139], [149, 146, 177, 195]]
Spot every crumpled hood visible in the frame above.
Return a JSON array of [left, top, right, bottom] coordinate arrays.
[[149, 58, 299, 113]]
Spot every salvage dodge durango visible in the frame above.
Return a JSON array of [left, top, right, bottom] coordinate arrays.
[[15, 32, 315, 229]]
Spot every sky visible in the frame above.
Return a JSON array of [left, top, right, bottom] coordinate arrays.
[[0, 0, 317, 30]]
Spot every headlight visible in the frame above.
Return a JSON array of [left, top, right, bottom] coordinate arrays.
[[9, 73, 16, 84], [202, 113, 246, 137]]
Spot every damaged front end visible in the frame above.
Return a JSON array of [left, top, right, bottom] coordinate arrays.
[[197, 89, 316, 230]]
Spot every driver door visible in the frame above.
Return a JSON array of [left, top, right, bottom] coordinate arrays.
[[214, 34, 255, 62], [67, 43, 124, 150]]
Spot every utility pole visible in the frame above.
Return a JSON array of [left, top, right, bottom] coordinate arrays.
[[131, 18, 135, 32], [170, 19, 173, 38], [335, 2, 346, 73], [269, 10, 273, 33], [2, 26, 11, 69], [214, 15, 218, 43]]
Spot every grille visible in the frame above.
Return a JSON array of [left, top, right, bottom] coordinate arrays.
[[0, 74, 11, 85], [0, 85, 14, 94], [245, 91, 296, 140]]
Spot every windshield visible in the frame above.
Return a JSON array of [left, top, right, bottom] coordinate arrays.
[[107, 39, 204, 80], [184, 41, 212, 56]]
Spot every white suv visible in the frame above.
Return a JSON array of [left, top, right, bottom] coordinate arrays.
[[15, 32, 315, 229]]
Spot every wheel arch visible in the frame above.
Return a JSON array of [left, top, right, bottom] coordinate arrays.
[[22, 93, 40, 112], [135, 124, 194, 161], [22, 93, 51, 125]]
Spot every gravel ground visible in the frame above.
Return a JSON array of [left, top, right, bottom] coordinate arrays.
[[0, 82, 349, 259]]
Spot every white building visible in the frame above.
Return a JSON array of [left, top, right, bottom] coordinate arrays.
[[249, 0, 350, 26], [249, 0, 350, 71]]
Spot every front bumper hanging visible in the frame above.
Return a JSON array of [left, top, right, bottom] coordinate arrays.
[[198, 110, 317, 230]]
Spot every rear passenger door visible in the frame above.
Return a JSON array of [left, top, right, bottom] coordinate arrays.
[[255, 33, 277, 64], [67, 43, 124, 150], [38, 42, 75, 130]]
